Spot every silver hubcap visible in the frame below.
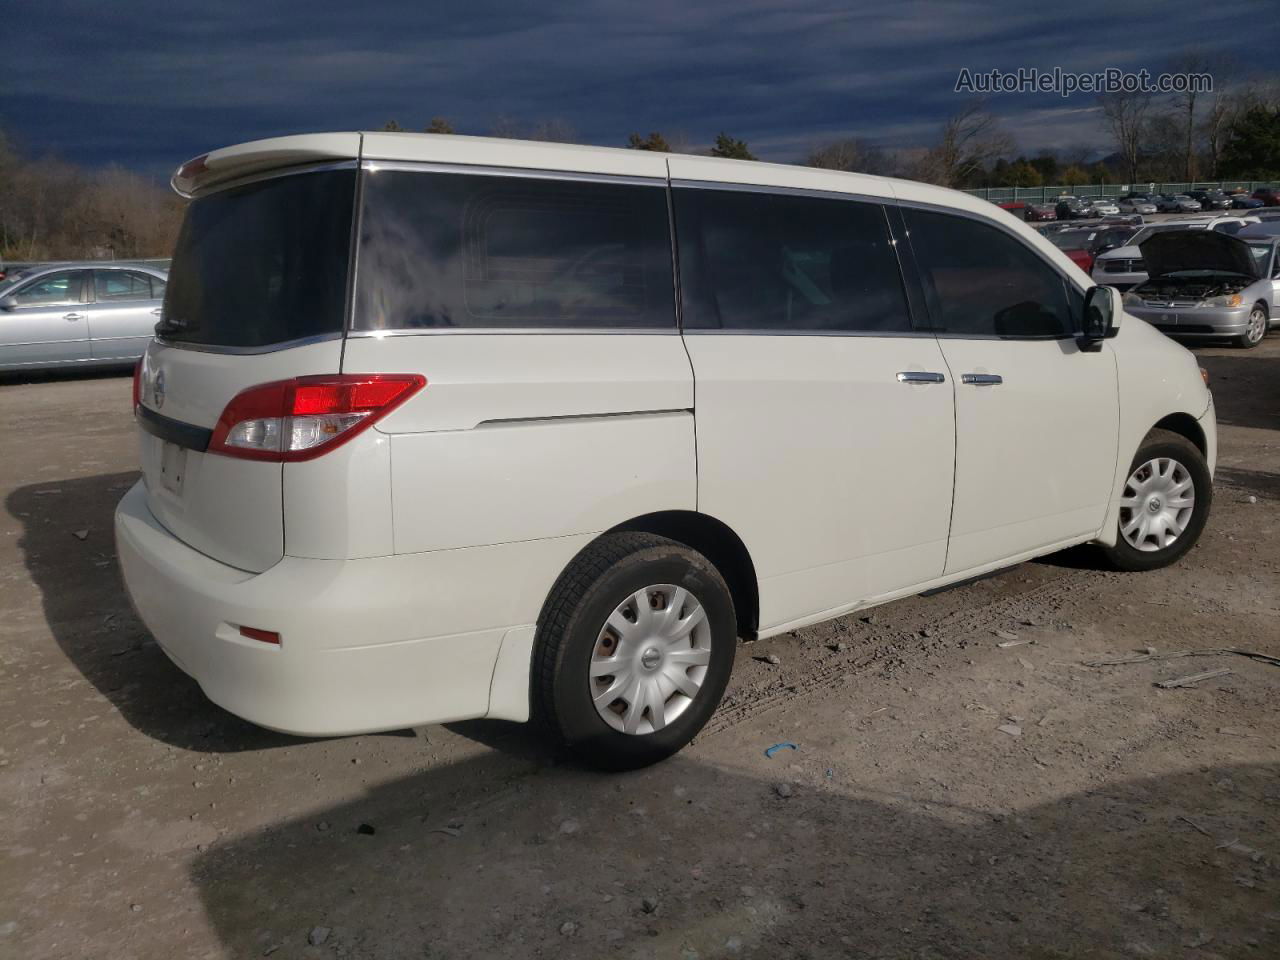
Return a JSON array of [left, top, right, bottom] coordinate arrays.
[[590, 584, 712, 735], [1247, 308, 1266, 343], [1119, 457, 1196, 552]]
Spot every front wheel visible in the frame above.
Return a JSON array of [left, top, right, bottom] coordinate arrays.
[[1100, 429, 1212, 572], [1233, 304, 1268, 348], [532, 532, 737, 770]]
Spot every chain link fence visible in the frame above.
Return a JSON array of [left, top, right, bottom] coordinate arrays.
[[964, 181, 1280, 202]]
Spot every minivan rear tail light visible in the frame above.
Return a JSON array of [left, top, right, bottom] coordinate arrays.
[[208, 374, 425, 462]]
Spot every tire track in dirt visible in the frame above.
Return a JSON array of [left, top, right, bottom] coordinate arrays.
[[705, 568, 1098, 736]]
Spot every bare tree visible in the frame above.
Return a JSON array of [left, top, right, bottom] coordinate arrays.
[[528, 118, 577, 143], [0, 129, 183, 261], [1098, 90, 1152, 184], [1167, 49, 1216, 181], [424, 116, 455, 134], [915, 102, 1013, 187], [805, 138, 888, 175], [489, 114, 522, 139]]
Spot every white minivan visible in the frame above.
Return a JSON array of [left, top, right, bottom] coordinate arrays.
[[116, 133, 1216, 768]]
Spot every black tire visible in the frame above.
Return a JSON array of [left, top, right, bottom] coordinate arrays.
[[1232, 303, 1268, 349], [532, 532, 737, 770], [1100, 429, 1212, 572]]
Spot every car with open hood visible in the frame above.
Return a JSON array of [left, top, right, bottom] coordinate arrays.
[[1091, 216, 1261, 289], [1122, 230, 1279, 348]]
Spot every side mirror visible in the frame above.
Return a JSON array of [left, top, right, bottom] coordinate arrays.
[[0, 295, 17, 311], [1080, 285, 1120, 349]]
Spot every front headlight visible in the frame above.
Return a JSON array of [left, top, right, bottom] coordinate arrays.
[[1201, 294, 1243, 308]]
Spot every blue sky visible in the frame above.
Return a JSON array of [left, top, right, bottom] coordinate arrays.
[[4, 0, 1275, 177]]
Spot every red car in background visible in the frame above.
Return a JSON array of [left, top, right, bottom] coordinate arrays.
[[1023, 202, 1058, 222], [1041, 226, 1129, 273], [1252, 187, 1280, 207]]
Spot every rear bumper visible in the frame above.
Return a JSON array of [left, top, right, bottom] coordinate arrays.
[[114, 481, 572, 735]]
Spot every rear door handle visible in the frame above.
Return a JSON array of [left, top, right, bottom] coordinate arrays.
[[63, 313, 85, 322], [960, 373, 1003, 386], [896, 371, 946, 384]]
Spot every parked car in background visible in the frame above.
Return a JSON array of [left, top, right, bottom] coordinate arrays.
[[1230, 193, 1264, 209], [1054, 196, 1088, 220], [1248, 209, 1280, 223], [995, 200, 1026, 218], [1157, 194, 1202, 213], [113, 131, 1216, 768], [1043, 225, 1141, 274], [1024, 202, 1057, 222], [1188, 190, 1232, 211], [1238, 221, 1280, 238], [1085, 197, 1120, 216], [1093, 225, 1141, 255], [1251, 187, 1280, 207], [1118, 194, 1159, 215], [0, 262, 167, 370], [1043, 228, 1099, 271], [1090, 216, 1260, 288], [1123, 232, 1279, 348]]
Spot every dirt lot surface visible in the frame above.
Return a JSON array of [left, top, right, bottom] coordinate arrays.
[[2, 338, 1278, 960]]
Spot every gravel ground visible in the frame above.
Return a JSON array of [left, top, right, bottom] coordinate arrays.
[[2, 337, 1278, 960]]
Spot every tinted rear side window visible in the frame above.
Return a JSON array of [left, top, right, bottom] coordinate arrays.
[[674, 188, 912, 333], [904, 208, 1075, 338], [158, 168, 355, 348], [355, 170, 675, 331]]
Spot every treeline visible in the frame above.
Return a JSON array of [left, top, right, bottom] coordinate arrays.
[[6, 54, 1278, 261], [0, 131, 185, 262]]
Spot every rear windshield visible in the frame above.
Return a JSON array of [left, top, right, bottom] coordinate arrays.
[[158, 168, 355, 348]]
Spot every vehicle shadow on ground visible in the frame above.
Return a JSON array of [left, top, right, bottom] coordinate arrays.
[[1216, 466, 1280, 502], [6, 471, 320, 752], [1195, 350, 1280, 433], [190, 755, 1279, 959]]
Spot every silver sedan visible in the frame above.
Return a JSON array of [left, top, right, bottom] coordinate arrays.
[[1122, 233, 1279, 348], [0, 262, 167, 371]]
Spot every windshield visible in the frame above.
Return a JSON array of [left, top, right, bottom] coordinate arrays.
[[0, 271, 31, 295], [1131, 224, 1204, 244], [158, 168, 356, 348], [1047, 231, 1095, 249], [1246, 243, 1273, 273]]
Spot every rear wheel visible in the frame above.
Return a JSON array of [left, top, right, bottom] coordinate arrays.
[[1101, 430, 1211, 572], [532, 532, 736, 770], [1233, 304, 1268, 348]]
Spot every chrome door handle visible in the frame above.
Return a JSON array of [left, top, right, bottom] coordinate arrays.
[[896, 371, 946, 384], [151, 308, 162, 316], [63, 313, 85, 322], [961, 373, 1003, 385]]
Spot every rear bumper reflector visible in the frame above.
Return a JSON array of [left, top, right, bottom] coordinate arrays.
[[239, 626, 281, 645]]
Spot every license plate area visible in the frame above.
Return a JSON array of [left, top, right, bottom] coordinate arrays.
[[160, 442, 187, 496]]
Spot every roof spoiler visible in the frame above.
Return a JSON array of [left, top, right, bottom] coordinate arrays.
[[171, 133, 363, 198]]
